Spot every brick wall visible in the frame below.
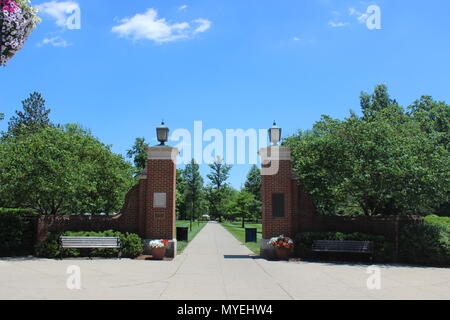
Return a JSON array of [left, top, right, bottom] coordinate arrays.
[[261, 147, 295, 239], [260, 146, 422, 244], [35, 184, 141, 243], [35, 147, 178, 244], [145, 157, 176, 240]]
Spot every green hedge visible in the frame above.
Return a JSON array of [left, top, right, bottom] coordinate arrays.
[[35, 230, 144, 259], [0, 208, 37, 256], [399, 218, 449, 267], [424, 215, 450, 231], [0, 208, 37, 215], [294, 232, 394, 263]]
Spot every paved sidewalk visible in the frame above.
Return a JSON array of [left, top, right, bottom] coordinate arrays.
[[0, 222, 449, 300]]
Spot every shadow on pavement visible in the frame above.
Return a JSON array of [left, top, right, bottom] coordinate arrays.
[[223, 255, 262, 260]]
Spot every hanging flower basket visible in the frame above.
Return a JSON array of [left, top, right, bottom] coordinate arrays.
[[1, 0, 40, 66]]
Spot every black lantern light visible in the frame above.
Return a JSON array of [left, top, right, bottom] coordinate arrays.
[[156, 121, 169, 145], [268, 121, 281, 146]]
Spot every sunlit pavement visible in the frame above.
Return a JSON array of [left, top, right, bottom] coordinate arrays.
[[0, 222, 448, 300]]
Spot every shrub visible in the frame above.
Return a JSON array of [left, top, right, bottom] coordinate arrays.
[[399, 223, 449, 267], [294, 232, 394, 263], [35, 230, 144, 259], [424, 215, 450, 231], [0, 208, 36, 256]]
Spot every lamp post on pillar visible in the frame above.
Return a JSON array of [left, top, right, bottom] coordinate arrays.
[[156, 121, 169, 145], [259, 122, 294, 259], [143, 121, 179, 258], [268, 121, 281, 146]]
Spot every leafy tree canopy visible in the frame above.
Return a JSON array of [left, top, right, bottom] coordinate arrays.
[[127, 137, 149, 173], [285, 84, 449, 216], [182, 159, 204, 220], [0, 124, 135, 215], [206, 157, 232, 222], [244, 165, 261, 201]]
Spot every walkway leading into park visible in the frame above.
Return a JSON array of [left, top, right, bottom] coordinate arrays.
[[0, 222, 449, 300]]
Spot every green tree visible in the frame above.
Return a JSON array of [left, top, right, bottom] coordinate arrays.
[[0, 125, 135, 215], [221, 186, 240, 220], [285, 85, 449, 216], [235, 191, 259, 228], [360, 84, 401, 121], [206, 157, 232, 222], [127, 137, 149, 172], [408, 96, 450, 216], [244, 165, 262, 201], [176, 169, 188, 220], [408, 96, 450, 150], [7, 92, 52, 136], [182, 159, 204, 226]]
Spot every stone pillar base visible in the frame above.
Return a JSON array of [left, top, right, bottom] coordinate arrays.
[[260, 239, 276, 260], [143, 239, 177, 258]]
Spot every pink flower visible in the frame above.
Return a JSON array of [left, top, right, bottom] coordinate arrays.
[[1, 0, 18, 11]]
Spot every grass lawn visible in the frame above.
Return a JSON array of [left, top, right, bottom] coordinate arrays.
[[176, 220, 207, 254], [220, 221, 262, 255]]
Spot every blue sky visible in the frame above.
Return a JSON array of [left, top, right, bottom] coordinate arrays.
[[1, 0, 450, 188]]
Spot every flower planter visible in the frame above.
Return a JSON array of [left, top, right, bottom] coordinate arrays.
[[152, 247, 166, 260], [275, 247, 291, 260], [269, 235, 294, 261]]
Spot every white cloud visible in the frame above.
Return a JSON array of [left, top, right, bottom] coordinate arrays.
[[349, 7, 369, 24], [112, 8, 211, 43], [193, 19, 211, 34], [37, 1, 80, 28], [38, 36, 71, 47], [328, 21, 349, 28], [293, 37, 301, 41], [179, 5, 188, 10]]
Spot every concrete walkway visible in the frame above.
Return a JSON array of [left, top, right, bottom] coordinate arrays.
[[0, 222, 449, 300]]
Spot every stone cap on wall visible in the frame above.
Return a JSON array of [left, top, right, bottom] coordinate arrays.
[[258, 146, 291, 161], [146, 146, 179, 162]]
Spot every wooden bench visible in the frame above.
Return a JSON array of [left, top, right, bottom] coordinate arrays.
[[312, 240, 373, 261], [59, 236, 122, 259]]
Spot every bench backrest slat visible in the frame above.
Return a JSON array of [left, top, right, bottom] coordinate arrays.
[[312, 240, 373, 253], [60, 236, 121, 249]]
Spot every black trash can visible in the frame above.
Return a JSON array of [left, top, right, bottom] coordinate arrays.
[[176, 227, 189, 242], [245, 228, 257, 243]]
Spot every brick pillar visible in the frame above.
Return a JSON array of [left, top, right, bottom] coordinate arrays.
[[259, 146, 294, 258], [143, 146, 179, 257]]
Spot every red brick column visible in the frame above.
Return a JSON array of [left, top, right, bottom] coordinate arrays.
[[259, 146, 294, 258], [143, 146, 178, 256]]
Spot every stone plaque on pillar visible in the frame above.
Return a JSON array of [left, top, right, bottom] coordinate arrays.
[[153, 193, 167, 208]]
